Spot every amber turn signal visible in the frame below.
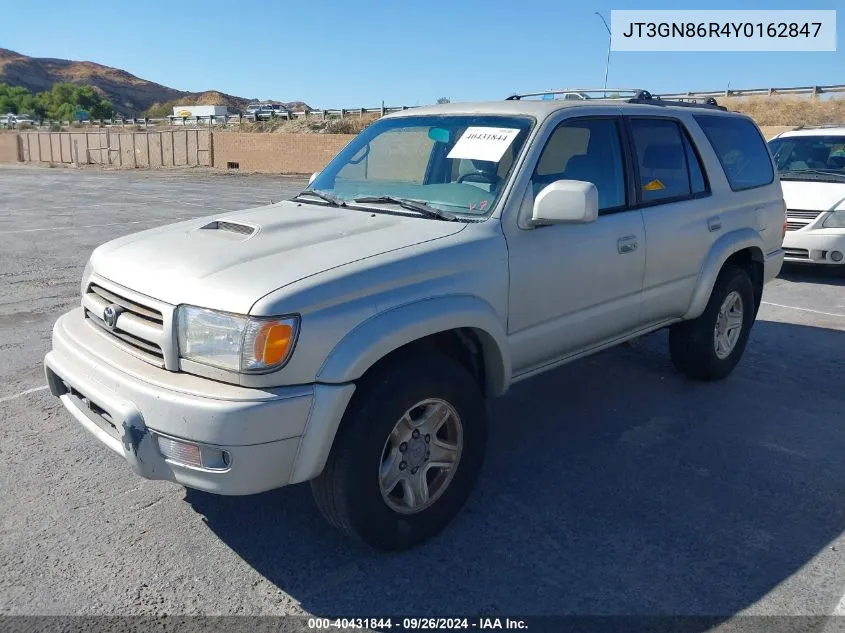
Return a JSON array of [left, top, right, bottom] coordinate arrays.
[[255, 322, 294, 366]]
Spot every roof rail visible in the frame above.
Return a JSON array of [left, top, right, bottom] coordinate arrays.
[[506, 88, 649, 100], [506, 89, 729, 111], [629, 93, 727, 111]]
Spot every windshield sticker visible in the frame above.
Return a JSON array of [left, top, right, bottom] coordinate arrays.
[[447, 127, 521, 162], [643, 179, 666, 191]]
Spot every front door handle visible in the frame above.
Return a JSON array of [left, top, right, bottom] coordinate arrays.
[[617, 236, 638, 254], [708, 216, 722, 232]]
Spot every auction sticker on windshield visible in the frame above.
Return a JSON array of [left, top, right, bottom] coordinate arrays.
[[447, 127, 520, 162]]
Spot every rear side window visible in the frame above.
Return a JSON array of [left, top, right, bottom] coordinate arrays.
[[630, 118, 703, 203], [694, 114, 774, 191]]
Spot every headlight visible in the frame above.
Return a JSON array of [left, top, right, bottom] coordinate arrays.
[[823, 208, 845, 229], [176, 305, 298, 373]]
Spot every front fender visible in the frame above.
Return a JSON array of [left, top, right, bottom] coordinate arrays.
[[683, 228, 764, 320], [317, 294, 511, 397]]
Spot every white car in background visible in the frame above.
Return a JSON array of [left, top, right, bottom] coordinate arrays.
[[2, 113, 36, 128], [768, 128, 845, 266]]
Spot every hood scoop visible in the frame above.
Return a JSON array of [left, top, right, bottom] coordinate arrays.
[[199, 220, 257, 239]]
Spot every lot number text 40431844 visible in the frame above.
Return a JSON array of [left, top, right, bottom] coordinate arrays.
[[307, 617, 529, 630]]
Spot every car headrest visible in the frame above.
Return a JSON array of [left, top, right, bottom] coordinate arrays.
[[643, 143, 684, 169], [809, 146, 831, 161], [562, 154, 600, 180]]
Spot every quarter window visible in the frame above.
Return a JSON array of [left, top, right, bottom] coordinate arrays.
[[531, 118, 626, 211], [694, 114, 774, 191]]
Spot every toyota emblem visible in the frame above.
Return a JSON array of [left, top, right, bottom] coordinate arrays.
[[103, 304, 124, 329]]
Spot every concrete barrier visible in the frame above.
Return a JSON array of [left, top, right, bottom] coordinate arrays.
[[0, 133, 21, 162], [210, 132, 354, 174], [0, 126, 799, 172], [15, 129, 211, 167]]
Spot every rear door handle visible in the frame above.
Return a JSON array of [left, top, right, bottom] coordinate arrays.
[[617, 236, 638, 254], [708, 216, 722, 232]]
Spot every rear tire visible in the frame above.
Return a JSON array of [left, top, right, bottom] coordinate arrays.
[[669, 264, 755, 381], [311, 348, 487, 551]]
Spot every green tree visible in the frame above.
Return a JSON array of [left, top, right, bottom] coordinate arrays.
[[0, 81, 114, 121], [0, 84, 31, 114]]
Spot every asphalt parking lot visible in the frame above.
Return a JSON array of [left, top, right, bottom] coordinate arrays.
[[1, 166, 844, 623]]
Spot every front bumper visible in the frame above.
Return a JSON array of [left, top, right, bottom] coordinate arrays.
[[782, 231, 845, 265], [44, 308, 355, 495], [764, 247, 785, 282]]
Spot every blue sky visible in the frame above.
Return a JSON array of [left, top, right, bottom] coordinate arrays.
[[1, 0, 841, 109]]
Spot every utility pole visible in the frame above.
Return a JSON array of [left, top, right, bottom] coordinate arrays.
[[595, 12, 612, 95]]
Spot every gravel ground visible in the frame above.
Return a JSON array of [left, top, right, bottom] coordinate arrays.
[[1, 166, 844, 625]]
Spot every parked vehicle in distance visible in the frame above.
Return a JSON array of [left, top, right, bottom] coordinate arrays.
[[2, 112, 35, 128], [45, 90, 785, 551], [767, 127, 845, 265], [244, 102, 289, 120]]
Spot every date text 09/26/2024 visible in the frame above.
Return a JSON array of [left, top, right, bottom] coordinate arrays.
[[307, 618, 528, 630]]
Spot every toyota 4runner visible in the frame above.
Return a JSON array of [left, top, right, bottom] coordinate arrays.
[[45, 90, 786, 550]]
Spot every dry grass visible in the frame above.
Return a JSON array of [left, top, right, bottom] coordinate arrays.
[[723, 96, 845, 127], [234, 114, 379, 135]]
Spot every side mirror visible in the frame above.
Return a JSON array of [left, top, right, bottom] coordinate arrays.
[[532, 180, 599, 226], [308, 172, 318, 185]]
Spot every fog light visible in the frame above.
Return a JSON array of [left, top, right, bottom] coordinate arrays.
[[831, 251, 843, 262], [156, 436, 202, 467], [155, 435, 231, 470], [199, 446, 231, 470]]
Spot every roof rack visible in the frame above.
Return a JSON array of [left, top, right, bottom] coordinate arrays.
[[506, 88, 649, 100], [630, 93, 727, 111], [507, 88, 728, 111]]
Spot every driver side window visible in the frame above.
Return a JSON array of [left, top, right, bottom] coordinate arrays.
[[531, 118, 626, 211]]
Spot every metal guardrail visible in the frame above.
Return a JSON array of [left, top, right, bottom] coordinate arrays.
[[11, 106, 416, 130], [660, 84, 845, 99]]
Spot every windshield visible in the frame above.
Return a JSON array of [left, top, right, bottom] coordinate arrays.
[[768, 135, 845, 179], [307, 115, 534, 217]]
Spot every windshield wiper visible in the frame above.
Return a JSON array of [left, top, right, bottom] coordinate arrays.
[[352, 196, 457, 221], [293, 188, 346, 207], [779, 169, 845, 181]]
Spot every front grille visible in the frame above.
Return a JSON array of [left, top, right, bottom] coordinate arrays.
[[786, 221, 806, 231], [786, 209, 823, 220], [89, 284, 162, 324], [783, 247, 810, 260], [83, 283, 166, 365]]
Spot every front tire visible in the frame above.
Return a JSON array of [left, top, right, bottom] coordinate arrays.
[[669, 264, 755, 381], [311, 348, 487, 551]]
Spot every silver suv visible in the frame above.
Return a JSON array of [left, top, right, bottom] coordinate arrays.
[[44, 90, 785, 550]]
